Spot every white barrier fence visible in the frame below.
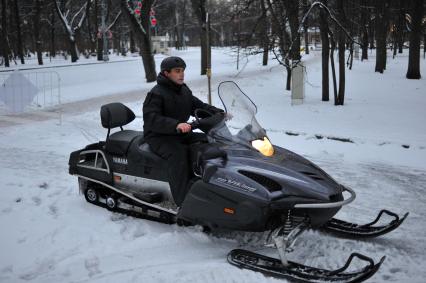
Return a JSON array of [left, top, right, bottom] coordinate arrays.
[[0, 70, 61, 124]]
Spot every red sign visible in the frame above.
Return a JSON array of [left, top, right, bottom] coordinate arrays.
[[151, 17, 157, 27]]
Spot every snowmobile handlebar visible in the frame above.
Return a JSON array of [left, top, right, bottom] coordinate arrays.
[[176, 110, 226, 134], [294, 185, 356, 209]]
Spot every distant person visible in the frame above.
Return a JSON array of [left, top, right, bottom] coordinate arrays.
[[143, 56, 223, 206]]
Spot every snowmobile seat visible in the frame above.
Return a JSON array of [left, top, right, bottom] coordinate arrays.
[[106, 130, 142, 156], [100, 102, 143, 156]]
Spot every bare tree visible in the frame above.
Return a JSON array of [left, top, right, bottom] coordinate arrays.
[[54, 0, 91, 62], [121, 0, 157, 82], [34, 0, 44, 65], [397, 0, 405, 54], [374, 0, 389, 73], [359, 0, 369, 60], [260, 0, 269, 65], [191, 0, 209, 75], [302, 0, 309, 55], [319, 0, 330, 101], [336, 0, 345, 105], [13, 0, 25, 64], [49, 4, 57, 58], [406, 0, 423, 79], [1, 0, 11, 67]]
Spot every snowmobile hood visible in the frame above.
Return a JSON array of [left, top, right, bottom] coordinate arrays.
[[221, 144, 343, 202]]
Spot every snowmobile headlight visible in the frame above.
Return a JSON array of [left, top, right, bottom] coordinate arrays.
[[251, 137, 274, 157]]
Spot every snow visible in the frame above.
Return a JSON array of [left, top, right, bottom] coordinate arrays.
[[0, 47, 425, 282]]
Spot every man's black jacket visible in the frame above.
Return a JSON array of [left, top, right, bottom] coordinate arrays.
[[143, 72, 223, 140]]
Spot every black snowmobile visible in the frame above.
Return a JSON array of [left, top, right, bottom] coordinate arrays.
[[69, 81, 408, 282]]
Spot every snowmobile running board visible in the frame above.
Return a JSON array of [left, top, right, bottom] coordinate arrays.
[[228, 249, 385, 283], [323, 210, 409, 238]]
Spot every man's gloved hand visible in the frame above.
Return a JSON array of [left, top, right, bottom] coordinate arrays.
[[177, 123, 192, 133], [225, 112, 233, 121]]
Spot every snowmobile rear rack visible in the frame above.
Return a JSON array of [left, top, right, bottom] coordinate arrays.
[[323, 210, 409, 238], [228, 249, 385, 283]]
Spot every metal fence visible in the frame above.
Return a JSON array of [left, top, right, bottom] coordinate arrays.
[[0, 70, 61, 124]]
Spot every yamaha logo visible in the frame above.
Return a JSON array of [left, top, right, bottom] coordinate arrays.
[[113, 157, 128, 165]]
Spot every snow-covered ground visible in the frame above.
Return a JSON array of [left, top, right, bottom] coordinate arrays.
[[0, 48, 425, 283]]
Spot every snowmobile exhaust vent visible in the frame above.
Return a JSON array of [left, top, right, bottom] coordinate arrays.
[[238, 170, 282, 192], [299, 171, 324, 181]]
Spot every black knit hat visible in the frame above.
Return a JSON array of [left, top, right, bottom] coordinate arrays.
[[160, 56, 186, 72]]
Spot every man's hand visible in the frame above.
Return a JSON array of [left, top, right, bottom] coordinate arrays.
[[225, 112, 233, 121], [176, 123, 192, 133]]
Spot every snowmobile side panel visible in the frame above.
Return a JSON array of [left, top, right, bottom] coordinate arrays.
[[178, 180, 270, 231]]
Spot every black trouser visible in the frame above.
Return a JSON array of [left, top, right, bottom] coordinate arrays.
[[146, 132, 207, 206]]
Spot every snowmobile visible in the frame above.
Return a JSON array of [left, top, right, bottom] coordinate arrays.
[[69, 81, 408, 282]]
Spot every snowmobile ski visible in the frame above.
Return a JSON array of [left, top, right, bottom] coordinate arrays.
[[227, 249, 385, 283], [323, 210, 409, 238]]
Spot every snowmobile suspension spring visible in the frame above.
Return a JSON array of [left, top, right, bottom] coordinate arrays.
[[283, 210, 293, 235]]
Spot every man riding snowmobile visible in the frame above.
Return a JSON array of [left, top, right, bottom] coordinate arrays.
[[143, 56, 224, 206]]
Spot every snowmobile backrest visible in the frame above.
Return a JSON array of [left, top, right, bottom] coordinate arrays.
[[100, 103, 135, 130]]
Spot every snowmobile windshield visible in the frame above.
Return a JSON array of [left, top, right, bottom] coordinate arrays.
[[209, 81, 273, 155]]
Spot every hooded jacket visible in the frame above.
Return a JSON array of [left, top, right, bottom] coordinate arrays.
[[143, 72, 223, 140]]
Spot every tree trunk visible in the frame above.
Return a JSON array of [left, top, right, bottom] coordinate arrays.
[[260, 0, 268, 65], [303, 0, 309, 54], [360, 0, 368, 60], [34, 0, 43, 65], [424, 34, 426, 59], [70, 40, 79, 63], [174, 0, 182, 50], [361, 27, 369, 60], [336, 0, 345, 105], [329, 34, 338, 105], [86, 0, 96, 54], [262, 42, 269, 66], [319, 0, 330, 101], [287, 0, 300, 61], [139, 0, 156, 81], [283, 32, 291, 91], [121, 0, 157, 82], [191, 0, 208, 75], [13, 0, 24, 64], [50, 6, 56, 58], [180, 0, 186, 49], [1, 0, 10, 67], [397, 0, 404, 53], [406, 0, 423, 79], [130, 30, 136, 53], [285, 63, 291, 91], [374, 0, 388, 73], [368, 17, 375, 49], [95, 0, 103, 61]]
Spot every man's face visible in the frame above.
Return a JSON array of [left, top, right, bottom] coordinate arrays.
[[164, 67, 185, 85]]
